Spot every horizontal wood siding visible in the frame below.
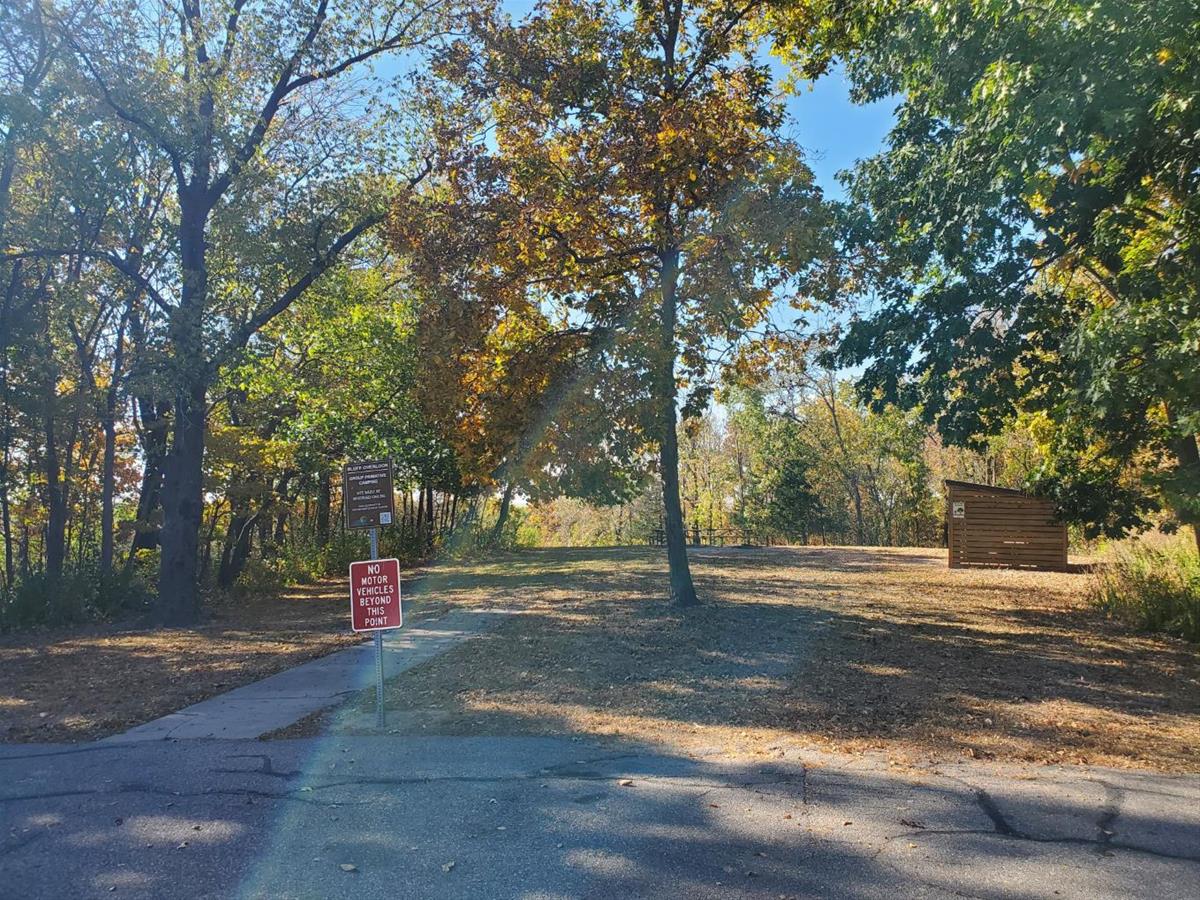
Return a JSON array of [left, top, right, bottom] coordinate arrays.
[[947, 483, 1067, 571]]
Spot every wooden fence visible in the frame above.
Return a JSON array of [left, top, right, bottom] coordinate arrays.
[[946, 480, 1068, 571]]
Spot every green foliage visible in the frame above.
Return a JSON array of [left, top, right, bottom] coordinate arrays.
[[231, 558, 290, 602], [1093, 538, 1200, 643], [522, 378, 967, 549], [317, 531, 372, 577], [766, 450, 822, 540], [0, 564, 153, 632], [772, 0, 1200, 540]]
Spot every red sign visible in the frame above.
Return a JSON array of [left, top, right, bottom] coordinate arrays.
[[349, 558, 403, 632]]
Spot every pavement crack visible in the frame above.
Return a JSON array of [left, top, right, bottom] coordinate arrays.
[[0, 789, 99, 804], [972, 788, 1029, 839], [0, 745, 117, 762], [1090, 777, 1123, 853], [896, 828, 1200, 864], [0, 830, 45, 858], [217, 753, 300, 779]]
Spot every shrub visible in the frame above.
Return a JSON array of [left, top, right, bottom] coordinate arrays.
[[318, 530, 371, 575], [0, 563, 153, 632], [92, 566, 154, 619], [232, 557, 290, 600], [1092, 536, 1200, 642], [278, 541, 323, 585]]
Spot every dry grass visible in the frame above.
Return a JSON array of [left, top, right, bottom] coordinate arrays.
[[0, 581, 369, 742], [302, 546, 1200, 772]]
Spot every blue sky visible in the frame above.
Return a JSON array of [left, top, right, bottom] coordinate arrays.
[[783, 67, 896, 200]]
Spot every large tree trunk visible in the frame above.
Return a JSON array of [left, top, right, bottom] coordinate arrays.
[[157, 201, 210, 624], [158, 376, 207, 622], [656, 248, 698, 607]]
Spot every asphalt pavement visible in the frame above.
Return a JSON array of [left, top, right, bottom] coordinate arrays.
[[2, 734, 1199, 899]]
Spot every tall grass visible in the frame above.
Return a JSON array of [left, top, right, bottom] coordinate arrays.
[[1092, 535, 1200, 642]]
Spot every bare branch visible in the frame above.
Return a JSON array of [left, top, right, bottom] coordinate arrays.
[[2, 247, 173, 314]]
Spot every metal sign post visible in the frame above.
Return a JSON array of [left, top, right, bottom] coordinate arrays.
[[344, 459, 401, 731], [370, 527, 384, 729]]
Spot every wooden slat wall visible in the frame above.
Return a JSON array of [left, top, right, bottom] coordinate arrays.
[[947, 484, 1068, 571]]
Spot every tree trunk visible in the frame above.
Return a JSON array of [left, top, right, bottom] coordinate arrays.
[[425, 483, 435, 549], [491, 481, 514, 544], [100, 315, 128, 576], [99, 403, 118, 575], [1165, 406, 1200, 555], [315, 468, 332, 548], [128, 287, 168, 557], [0, 447, 11, 588], [200, 500, 221, 580], [157, 200, 210, 624], [43, 405, 66, 580], [158, 377, 207, 622], [0, 262, 16, 587], [656, 248, 698, 607], [272, 473, 291, 547], [218, 509, 248, 589], [129, 397, 170, 555]]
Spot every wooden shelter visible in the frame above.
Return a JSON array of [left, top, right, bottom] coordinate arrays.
[[945, 480, 1068, 571]]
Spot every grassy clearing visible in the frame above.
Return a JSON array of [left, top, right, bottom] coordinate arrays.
[[292, 545, 1200, 772], [1092, 536, 1200, 643]]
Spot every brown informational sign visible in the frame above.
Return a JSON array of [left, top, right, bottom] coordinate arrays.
[[343, 459, 395, 530]]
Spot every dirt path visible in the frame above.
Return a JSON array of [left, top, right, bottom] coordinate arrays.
[[288, 546, 1200, 772]]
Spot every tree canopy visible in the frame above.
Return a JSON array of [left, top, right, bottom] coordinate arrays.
[[770, 0, 1200, 547], [1, 0, 1197, 631]]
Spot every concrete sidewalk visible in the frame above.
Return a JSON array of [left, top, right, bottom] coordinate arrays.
[[101, 609, 504, 743]]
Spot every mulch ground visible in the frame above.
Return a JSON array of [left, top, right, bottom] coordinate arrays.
[[283, 546, 1200, 772]]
